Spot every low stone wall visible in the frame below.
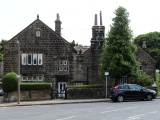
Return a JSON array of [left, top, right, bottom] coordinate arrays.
[[66, 88, 106, 99], [3, 90, 51, 102]]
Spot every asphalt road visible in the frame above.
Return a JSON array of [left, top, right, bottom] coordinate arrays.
[[0, 99, 160, 120]]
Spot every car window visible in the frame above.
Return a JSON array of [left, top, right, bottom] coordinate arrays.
[[122, 85, 129, 89], [129, 84, 142, 90]]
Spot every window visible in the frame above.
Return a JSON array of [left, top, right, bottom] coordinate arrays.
[[22, 54, 27, 65], [36, 31, 41, 37], [28, 76, 32, 81], [38, 54, 43, 65], [139, 65, 143, 71], [33, 54, 37, 65], [21, 53, 43, 65], [22, 76, 27, 81], [22, 75, 44, 82], [33, 76, 37, 81], [58, 60, 68, 71], [38, 76, 43, 81], [28, 54, 32, 65]]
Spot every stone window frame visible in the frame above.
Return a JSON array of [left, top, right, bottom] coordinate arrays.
[[58, 60, 68, 71], [35, 28, 41, 37], [21, 53, 43, 65], [22, 75, 44, 82]]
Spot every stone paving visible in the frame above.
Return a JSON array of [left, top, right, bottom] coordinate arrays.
[[0, 97, 109, 107]]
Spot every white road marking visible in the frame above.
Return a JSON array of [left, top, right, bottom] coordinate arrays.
[[127, 111, 157, 120], [101, 106, 138, 113], [56, 116, 76, 120]]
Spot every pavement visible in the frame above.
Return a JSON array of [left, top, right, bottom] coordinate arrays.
[[0, 97, 110, 107]]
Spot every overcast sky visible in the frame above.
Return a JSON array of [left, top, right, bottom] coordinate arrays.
[[1, 0, 160, 45]]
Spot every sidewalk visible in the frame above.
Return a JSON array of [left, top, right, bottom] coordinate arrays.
[[0, 98, 110, 107]]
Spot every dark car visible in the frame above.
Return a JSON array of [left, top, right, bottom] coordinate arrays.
[[110, 84, 156, 102]]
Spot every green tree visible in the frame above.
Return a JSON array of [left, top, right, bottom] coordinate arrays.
[[2, 72, 18, 92], [100, 6, 139, 85], [0, 39, 8, 61], [134, 32, 160, 60]]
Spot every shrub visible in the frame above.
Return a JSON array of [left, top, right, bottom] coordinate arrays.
[[20, 82, 52, 90], [134, 71, 153, 87], [2, 72, 18, 92]]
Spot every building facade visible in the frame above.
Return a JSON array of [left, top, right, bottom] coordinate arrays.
[[3, 12, 156, 97]]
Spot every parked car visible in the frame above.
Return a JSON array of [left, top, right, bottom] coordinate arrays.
[[110, 84, 156, 102], [0, 89, 4, 96]]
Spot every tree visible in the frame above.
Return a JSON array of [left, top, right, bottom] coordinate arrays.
[[100, 6, 139, 85], [2, 72, 18, 92], [134, 32, 160, 60], [0, 39, 8, 61]]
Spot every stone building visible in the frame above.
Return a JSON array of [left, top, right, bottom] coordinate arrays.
[[3, 12, 156, 98]]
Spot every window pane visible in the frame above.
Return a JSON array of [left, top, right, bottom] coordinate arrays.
[[38, 76, 43, 81], [28, 54, 32, 65], [22, 54, 27, 65], [38, 54, 43, 65], [33, 54, 37, 65], [64, 66, 68, 71], [22, 76, 27, 81], [28, 76, 32, 81], [63, 60, 67, 65], [59, 66, 63, 71], [36, 31, 41, 37], [33, 76, 37, 81]]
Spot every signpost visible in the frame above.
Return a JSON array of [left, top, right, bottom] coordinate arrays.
[[17, 40, 20, 104], [105, 72, 109, 98]]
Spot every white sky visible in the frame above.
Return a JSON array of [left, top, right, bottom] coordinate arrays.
[[0, 0, 160, 45]]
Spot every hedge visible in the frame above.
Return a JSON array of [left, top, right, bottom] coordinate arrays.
[[20, 82, 52, 90], [2, 72, 18, 92], [67, 84, 104, 89]]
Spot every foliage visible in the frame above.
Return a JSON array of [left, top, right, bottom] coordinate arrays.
[[2, 72, 18, 92], [20, 82, 52, 90], [67, 84, 104, 89], [134, 32, 160, 60], [0, 39, 8, 61], [132, 71, 153, 87], [99, 6, 139, 85]]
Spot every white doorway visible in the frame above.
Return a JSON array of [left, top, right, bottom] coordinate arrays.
[[58, 82, 67, 98]]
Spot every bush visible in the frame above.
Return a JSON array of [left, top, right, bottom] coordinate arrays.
[[134, 71, 153, 87], [20, 82, 52, 90], [2, 72, 18, 92]]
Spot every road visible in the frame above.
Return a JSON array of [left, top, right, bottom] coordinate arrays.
[[0, 99, 160, 120]]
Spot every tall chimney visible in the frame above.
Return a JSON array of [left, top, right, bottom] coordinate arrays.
[[100, 11, 102, 26], [94, 14, 98, 26], [55, 13, 62, 36]]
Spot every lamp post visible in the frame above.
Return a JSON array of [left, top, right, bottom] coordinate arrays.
[[17, 40, 20, 104], [105, 72, 109, 98]]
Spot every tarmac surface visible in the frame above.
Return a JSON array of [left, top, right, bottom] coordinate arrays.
[[0, 97, 109, 107]]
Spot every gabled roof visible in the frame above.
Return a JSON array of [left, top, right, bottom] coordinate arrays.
[[4, 17, 71, 46], [74, 45, 90, 54], [136, 44, 156, 63]]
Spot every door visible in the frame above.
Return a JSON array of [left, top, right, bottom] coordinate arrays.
[[58, 82, 67, 98]]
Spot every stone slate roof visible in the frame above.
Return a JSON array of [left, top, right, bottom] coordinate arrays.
[[74, 45, 90, 54]]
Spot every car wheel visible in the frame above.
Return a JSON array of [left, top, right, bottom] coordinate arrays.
[[117, 95, 124, 102], [146, 94, 153, 101]]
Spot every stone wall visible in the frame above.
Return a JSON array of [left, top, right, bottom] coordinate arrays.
[[66, 88, 106, 99], [3, 90, 51, 102]]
